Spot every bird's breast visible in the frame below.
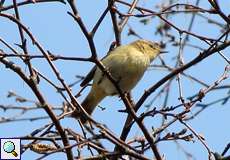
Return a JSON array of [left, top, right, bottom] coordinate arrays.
[[93, 52, 150, 95]]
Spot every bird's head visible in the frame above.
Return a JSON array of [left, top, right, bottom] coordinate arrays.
[[131, 39, 164, 61]]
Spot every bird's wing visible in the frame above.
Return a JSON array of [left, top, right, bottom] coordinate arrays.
[[80, 44, 120, 87], [80, 65, 97, 87], [80, 52, 111, 87]]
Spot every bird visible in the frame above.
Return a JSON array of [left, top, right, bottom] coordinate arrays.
[[73, 39, 164, 123]]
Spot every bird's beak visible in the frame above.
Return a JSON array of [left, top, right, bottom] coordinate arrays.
[[160, 51, 168, 54]]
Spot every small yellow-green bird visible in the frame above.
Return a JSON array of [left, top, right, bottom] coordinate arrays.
[[74, 39, 163, 123]]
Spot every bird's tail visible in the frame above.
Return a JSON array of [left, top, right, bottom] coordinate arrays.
[[73, 86, 106, 124]]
